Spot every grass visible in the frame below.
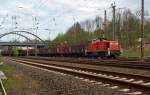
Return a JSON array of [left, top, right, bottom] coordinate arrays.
[[122, 47, 150, 57], [0, 63, 38, 92]]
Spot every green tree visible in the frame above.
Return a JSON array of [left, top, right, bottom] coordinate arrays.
[[12, 47, 19, 57]]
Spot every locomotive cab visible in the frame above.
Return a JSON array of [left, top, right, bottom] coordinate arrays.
[[108, 41, 121, 58], [86, 38, 121, 58]]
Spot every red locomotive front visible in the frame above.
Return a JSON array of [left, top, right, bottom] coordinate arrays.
[[108, 41, 120, 58], [86, 38, 120, 58]]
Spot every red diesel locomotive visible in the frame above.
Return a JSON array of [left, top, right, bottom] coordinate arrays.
[[86, 38, 120, 58]]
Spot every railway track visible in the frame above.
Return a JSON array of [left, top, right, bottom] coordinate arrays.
[[20, 56, 150, 70], [8, 57, 150, 95], [0, 79, 6, 95]]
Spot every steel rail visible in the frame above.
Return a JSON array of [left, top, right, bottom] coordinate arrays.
[[20, 56, 150, 70], [13, 58, 150, 81], [8, 58, 150, 94]]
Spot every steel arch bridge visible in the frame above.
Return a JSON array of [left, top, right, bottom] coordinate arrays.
[[0, 30, 47, 46], [0, 32, 33, 42]]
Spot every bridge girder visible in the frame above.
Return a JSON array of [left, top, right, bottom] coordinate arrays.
[[0, 30, 46, 44], [0, 32, 33, 42]]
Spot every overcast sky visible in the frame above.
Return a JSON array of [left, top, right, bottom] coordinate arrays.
[[0, 0, 149, 41]]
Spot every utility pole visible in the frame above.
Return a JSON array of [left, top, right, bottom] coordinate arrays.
[[26, 45, 29, 56], [12, 16, 18, 56], [12, 16, 17, 40], [34, 17, 38, 56], [49, 31, 51, 41], [112, 3, 116, 40], [104, 10, 107, 38], [73, 17, 76, 43], [141, 0, 144, 60], [14, 16, 17, 56], [118, 13, 121, 42], [32, 16, 38, 56]]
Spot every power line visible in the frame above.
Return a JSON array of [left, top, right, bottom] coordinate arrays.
[[0, 13, 8, 27], [32, 0, 49, 10], [37, 0, 49, 8]]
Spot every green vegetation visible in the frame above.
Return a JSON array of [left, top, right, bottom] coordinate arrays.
[[49, 10, 150, 49], [0, 50, 2, 57], [47, 9, 150, 57], [49, 22, 102, 45], [12, 47, 19, 57], [122, 47, 150, 57], [0, 63, 38, 91]]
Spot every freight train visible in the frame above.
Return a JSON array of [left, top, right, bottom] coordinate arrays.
[[1, 38, 121, 58]]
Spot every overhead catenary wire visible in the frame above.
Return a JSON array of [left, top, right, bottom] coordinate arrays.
[[1, 0, 129, 42], [33, 0, 112, 27], [0, 13, 8, 27]]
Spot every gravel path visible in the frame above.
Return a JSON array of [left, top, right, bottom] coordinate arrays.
[[3, 58, 127, 95]]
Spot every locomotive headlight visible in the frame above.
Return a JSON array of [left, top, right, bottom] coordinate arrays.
[[114, 43, 118, 45], [110, 42, 118, 45]]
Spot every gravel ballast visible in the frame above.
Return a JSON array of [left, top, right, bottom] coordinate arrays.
[[2, 58, 127, 95]]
